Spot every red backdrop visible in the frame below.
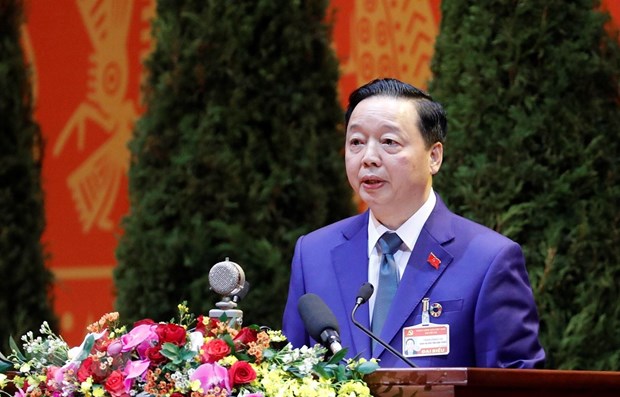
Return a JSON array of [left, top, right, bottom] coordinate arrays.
[[21, 0, 619, 344]]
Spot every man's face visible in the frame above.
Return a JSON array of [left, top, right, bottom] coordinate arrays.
[[345, 96, 442, 228]]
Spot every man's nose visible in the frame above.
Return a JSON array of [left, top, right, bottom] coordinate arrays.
[[362, 141, 381, 167]]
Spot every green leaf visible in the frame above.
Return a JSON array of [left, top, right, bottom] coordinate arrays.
[[357, 361, 379, 374], [0, 361, 12, 373], [160, 342, 181, 360], [326, 348, 347, 365], [75, 335, 95, 362], [313, 363, 330, 379]]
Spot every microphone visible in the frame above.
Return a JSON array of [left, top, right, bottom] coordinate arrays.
[[351, 282, 417, 368], [232, 281, 250, 304], [297, 293, 343, 355], [208, 258, 246, 329], [209, 258, 246, 296]]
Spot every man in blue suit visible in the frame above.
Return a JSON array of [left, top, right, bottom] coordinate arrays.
[[282, 78, 545, 368]]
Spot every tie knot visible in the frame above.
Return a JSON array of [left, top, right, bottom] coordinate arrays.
[[378, 232, 402, 255]]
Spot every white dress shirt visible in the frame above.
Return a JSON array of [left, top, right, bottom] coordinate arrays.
[[367, 189, 436, 321]]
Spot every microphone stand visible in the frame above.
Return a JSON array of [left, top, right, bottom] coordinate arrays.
[[351, 300, 417, 368]]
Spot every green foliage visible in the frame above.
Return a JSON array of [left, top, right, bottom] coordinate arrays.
[[0, 0, 57, 353], [114, 0, 353, 330], [430, 0, 620, 369]]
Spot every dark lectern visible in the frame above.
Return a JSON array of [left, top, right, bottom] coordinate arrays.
[[365, 368, 620, 397]]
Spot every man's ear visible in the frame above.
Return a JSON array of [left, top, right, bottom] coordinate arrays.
[[429, 142, 443, 175]]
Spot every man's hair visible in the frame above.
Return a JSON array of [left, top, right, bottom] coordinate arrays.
[[344, 78, 447, 147]]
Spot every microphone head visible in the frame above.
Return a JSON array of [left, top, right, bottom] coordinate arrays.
[[297, 293, 340, 342], [357, 283, 374, 304], [208, 258, 246, 296]]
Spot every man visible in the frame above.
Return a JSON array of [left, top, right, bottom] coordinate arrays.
[[282, 78, 545, 368]]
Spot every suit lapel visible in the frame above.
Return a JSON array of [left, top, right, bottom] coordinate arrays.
[[374, 196, 456, 358], [332, 212, 372, 357]]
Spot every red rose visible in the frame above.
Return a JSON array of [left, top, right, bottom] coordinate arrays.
[[228, 361, 256, 386], [200, 339, 231, 363], [134, 318, 156, 327], [104, 370, 128, 397], [94, 334, 112, 353], [155, 323, 186, 346], [233, 327, 258, 346], [77, 357, 95, 382], [145, 345, 167, 366], [195, 315, 219, 336], [78, 357, 109, 383]]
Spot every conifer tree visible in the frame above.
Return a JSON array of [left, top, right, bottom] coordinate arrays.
[[430, 0, 620, 369], [114, 0, 352, 329], [0, 0, 57, 352]]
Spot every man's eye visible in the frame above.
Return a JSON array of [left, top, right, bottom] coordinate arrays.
[[349, 138, 362, 146], [383, 139, 397, 146]]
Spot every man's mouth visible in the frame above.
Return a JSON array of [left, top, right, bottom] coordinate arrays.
[[361, 176, 384, 186]]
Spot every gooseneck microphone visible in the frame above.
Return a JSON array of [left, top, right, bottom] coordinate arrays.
[[351, 283, 417, 368], [298, 293, 343, 355]]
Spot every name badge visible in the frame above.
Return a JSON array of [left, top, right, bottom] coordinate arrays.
[[402, 323, 450, 357]]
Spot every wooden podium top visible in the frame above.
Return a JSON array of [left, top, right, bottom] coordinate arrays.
[[364, 367, 620, 397]]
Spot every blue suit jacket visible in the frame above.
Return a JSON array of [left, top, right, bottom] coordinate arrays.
[[282, 194, 545, 368]]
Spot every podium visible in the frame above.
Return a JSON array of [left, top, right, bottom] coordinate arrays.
[[365, 368, 620, 397]]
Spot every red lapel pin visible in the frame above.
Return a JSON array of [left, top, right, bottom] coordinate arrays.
[[427, 252, 441, 269]]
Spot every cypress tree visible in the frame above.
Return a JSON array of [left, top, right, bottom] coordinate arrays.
[[114, 0, 352, 329], [0, 0, 57, 352], [430, 0, 620, 369]]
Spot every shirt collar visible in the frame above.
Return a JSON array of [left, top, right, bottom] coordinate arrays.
[[367, 188, 437, 256]]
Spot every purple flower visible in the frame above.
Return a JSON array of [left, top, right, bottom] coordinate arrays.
[[190, 363, 231, 394], [123, 359, 150, 391], [107, 340, 123, 356], [121, 324, 158, 353]]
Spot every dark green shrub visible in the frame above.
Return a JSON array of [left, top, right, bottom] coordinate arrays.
[[114, 0, 353, 329], [431, 0, 620, 369], [0, 0, 57, 352]]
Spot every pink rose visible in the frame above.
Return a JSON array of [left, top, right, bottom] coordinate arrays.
[[104, 370, 128, 397]]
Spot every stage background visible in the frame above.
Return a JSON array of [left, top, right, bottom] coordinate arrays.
[[21, 0, 619, 345]]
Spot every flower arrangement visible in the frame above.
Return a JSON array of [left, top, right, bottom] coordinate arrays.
[[0, 304, 377, 397]]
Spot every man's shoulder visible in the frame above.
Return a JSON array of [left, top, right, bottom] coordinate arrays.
[[300, 212, 367, 244], [432, 197, 518, 247]]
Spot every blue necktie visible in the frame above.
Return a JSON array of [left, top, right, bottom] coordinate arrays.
[[371, 232, 403, 340]]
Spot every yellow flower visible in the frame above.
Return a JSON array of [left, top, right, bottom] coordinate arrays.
[[337, 380, 372, 397], [190, 379, 203, 392], [267, 330, 287, 342], [219, 355, 239, 366], [80, 377, 94, 393], [297, 377, 327, 397], [92, 386, 105, 397], [0, 374, 7, 388], [11, 375, 24, 388]]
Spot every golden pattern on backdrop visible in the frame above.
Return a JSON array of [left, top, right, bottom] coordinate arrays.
[[343, 0, 438, 89], [52, 0, 138, 233]]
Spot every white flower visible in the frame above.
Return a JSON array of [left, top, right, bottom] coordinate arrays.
[[188, 331, 205, 351]]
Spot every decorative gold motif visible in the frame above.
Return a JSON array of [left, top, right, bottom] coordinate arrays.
[[343, 0, 438, 89], [53, 0, 139, 233]]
